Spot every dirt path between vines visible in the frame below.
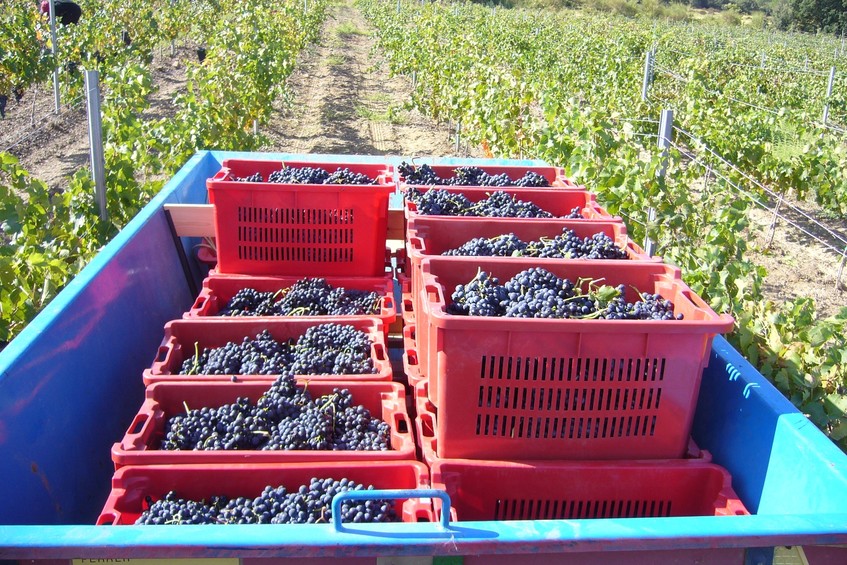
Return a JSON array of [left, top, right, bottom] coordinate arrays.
[[257, 0, 481, 159]]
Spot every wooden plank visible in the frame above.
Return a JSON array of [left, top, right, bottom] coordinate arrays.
[[387, 208, 404, 240], [165, 203, 406, 240], [164, 203, 214, 238]]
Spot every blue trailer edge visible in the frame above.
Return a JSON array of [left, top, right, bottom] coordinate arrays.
[[0, 151, 846, 562]]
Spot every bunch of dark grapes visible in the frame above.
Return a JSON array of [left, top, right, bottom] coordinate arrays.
[[215, 279, 381, 317], [217, 288, 282, 316], [602, 291, 681, 321], [268, 166, 329, 184], [277, 278, 336, 315], [263, 166, 377, 185], [405, 188, 560, 218], [135, 491, 225, 525], [163, 375, 391, 452], [446, 271, 508, 317], [444, 228, 628, 260], [135, 478, 397, 525], [236, 172, 263, 182], [474, 191, 554, 218], [179, 330, 295, 376], [398, 162, 552, 188], [514, 171, 550, 187], [404, 187, 475, 216], [325, 167, 378, 185], [565, 206, 583, 219], [444, 268, 683, 320], [178, 323, 376, 376], [398, 162, 441, 185], [326, 288, 381, 315], [270, 478, 395, 524], [443, 234, 527, 257], [163, 396, 274, 451], [502, 268, 592, 319], [452, 166, 487, 186], [290, 323, 376, 375]]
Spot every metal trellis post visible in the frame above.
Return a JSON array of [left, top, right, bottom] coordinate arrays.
[[823, 66, 836, 124], [642, 49, 654, 102], [646, 108, 673, 257], [84, 70, 107, 221], [657, 108, 673, 177], [49, 0, 60, 114]]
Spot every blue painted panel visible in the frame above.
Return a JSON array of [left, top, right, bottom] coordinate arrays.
[[0, 151, 220, 525], [692, 336, 847, 516]]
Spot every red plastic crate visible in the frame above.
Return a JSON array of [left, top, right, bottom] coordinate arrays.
[[143, 318, 391, 385], [416, 257, 734, 460], [397, 163, 577, 188], [207, 248, 396, 278], [112, 380, 415, 468], [397, 273, 415, 326], [212, 159, 394, 185], [196, 243, 217, 268], [207, 159, 395, 277], [97, 461, 432, 525], [405, 217, 656, 328], [402, 324, 425, 389], [184, 274, 397, 340], [404, 187, 617, 224], [413, 381, 709, 467], [429, 459, 748, 522]]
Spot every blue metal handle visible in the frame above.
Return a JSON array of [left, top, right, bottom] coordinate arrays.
[[331, 488, 451, 531]]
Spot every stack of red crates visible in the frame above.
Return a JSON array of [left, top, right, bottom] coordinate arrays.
[[397, 163, 748, 523], [98, 159, 432, 526]]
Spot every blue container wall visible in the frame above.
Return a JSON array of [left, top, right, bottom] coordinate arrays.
[[693, 337, 847, 516], [0, 151, 218, 525], [0, 151, 846, 562]]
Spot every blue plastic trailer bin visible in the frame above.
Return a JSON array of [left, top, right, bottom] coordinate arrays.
[[1, 151, 846, 564]]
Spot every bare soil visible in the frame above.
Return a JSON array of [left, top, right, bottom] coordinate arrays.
[[1, 0, 844, 319], [256, 2, 480, 159], [745, 204, 847, 319]]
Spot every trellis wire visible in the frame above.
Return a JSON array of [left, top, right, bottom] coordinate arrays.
[[656, 46, 833, 77], [653, 64, 783, 117], [669, 138, 847, 259], [611, 116, 660, 124], [823, 122, 847, 134], [656, 62, 847, 135], [608, 130, 659, 139], [673, 125, 847, 249]]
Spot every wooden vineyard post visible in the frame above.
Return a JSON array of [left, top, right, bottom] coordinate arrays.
[[765, 194, 784, 248]]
